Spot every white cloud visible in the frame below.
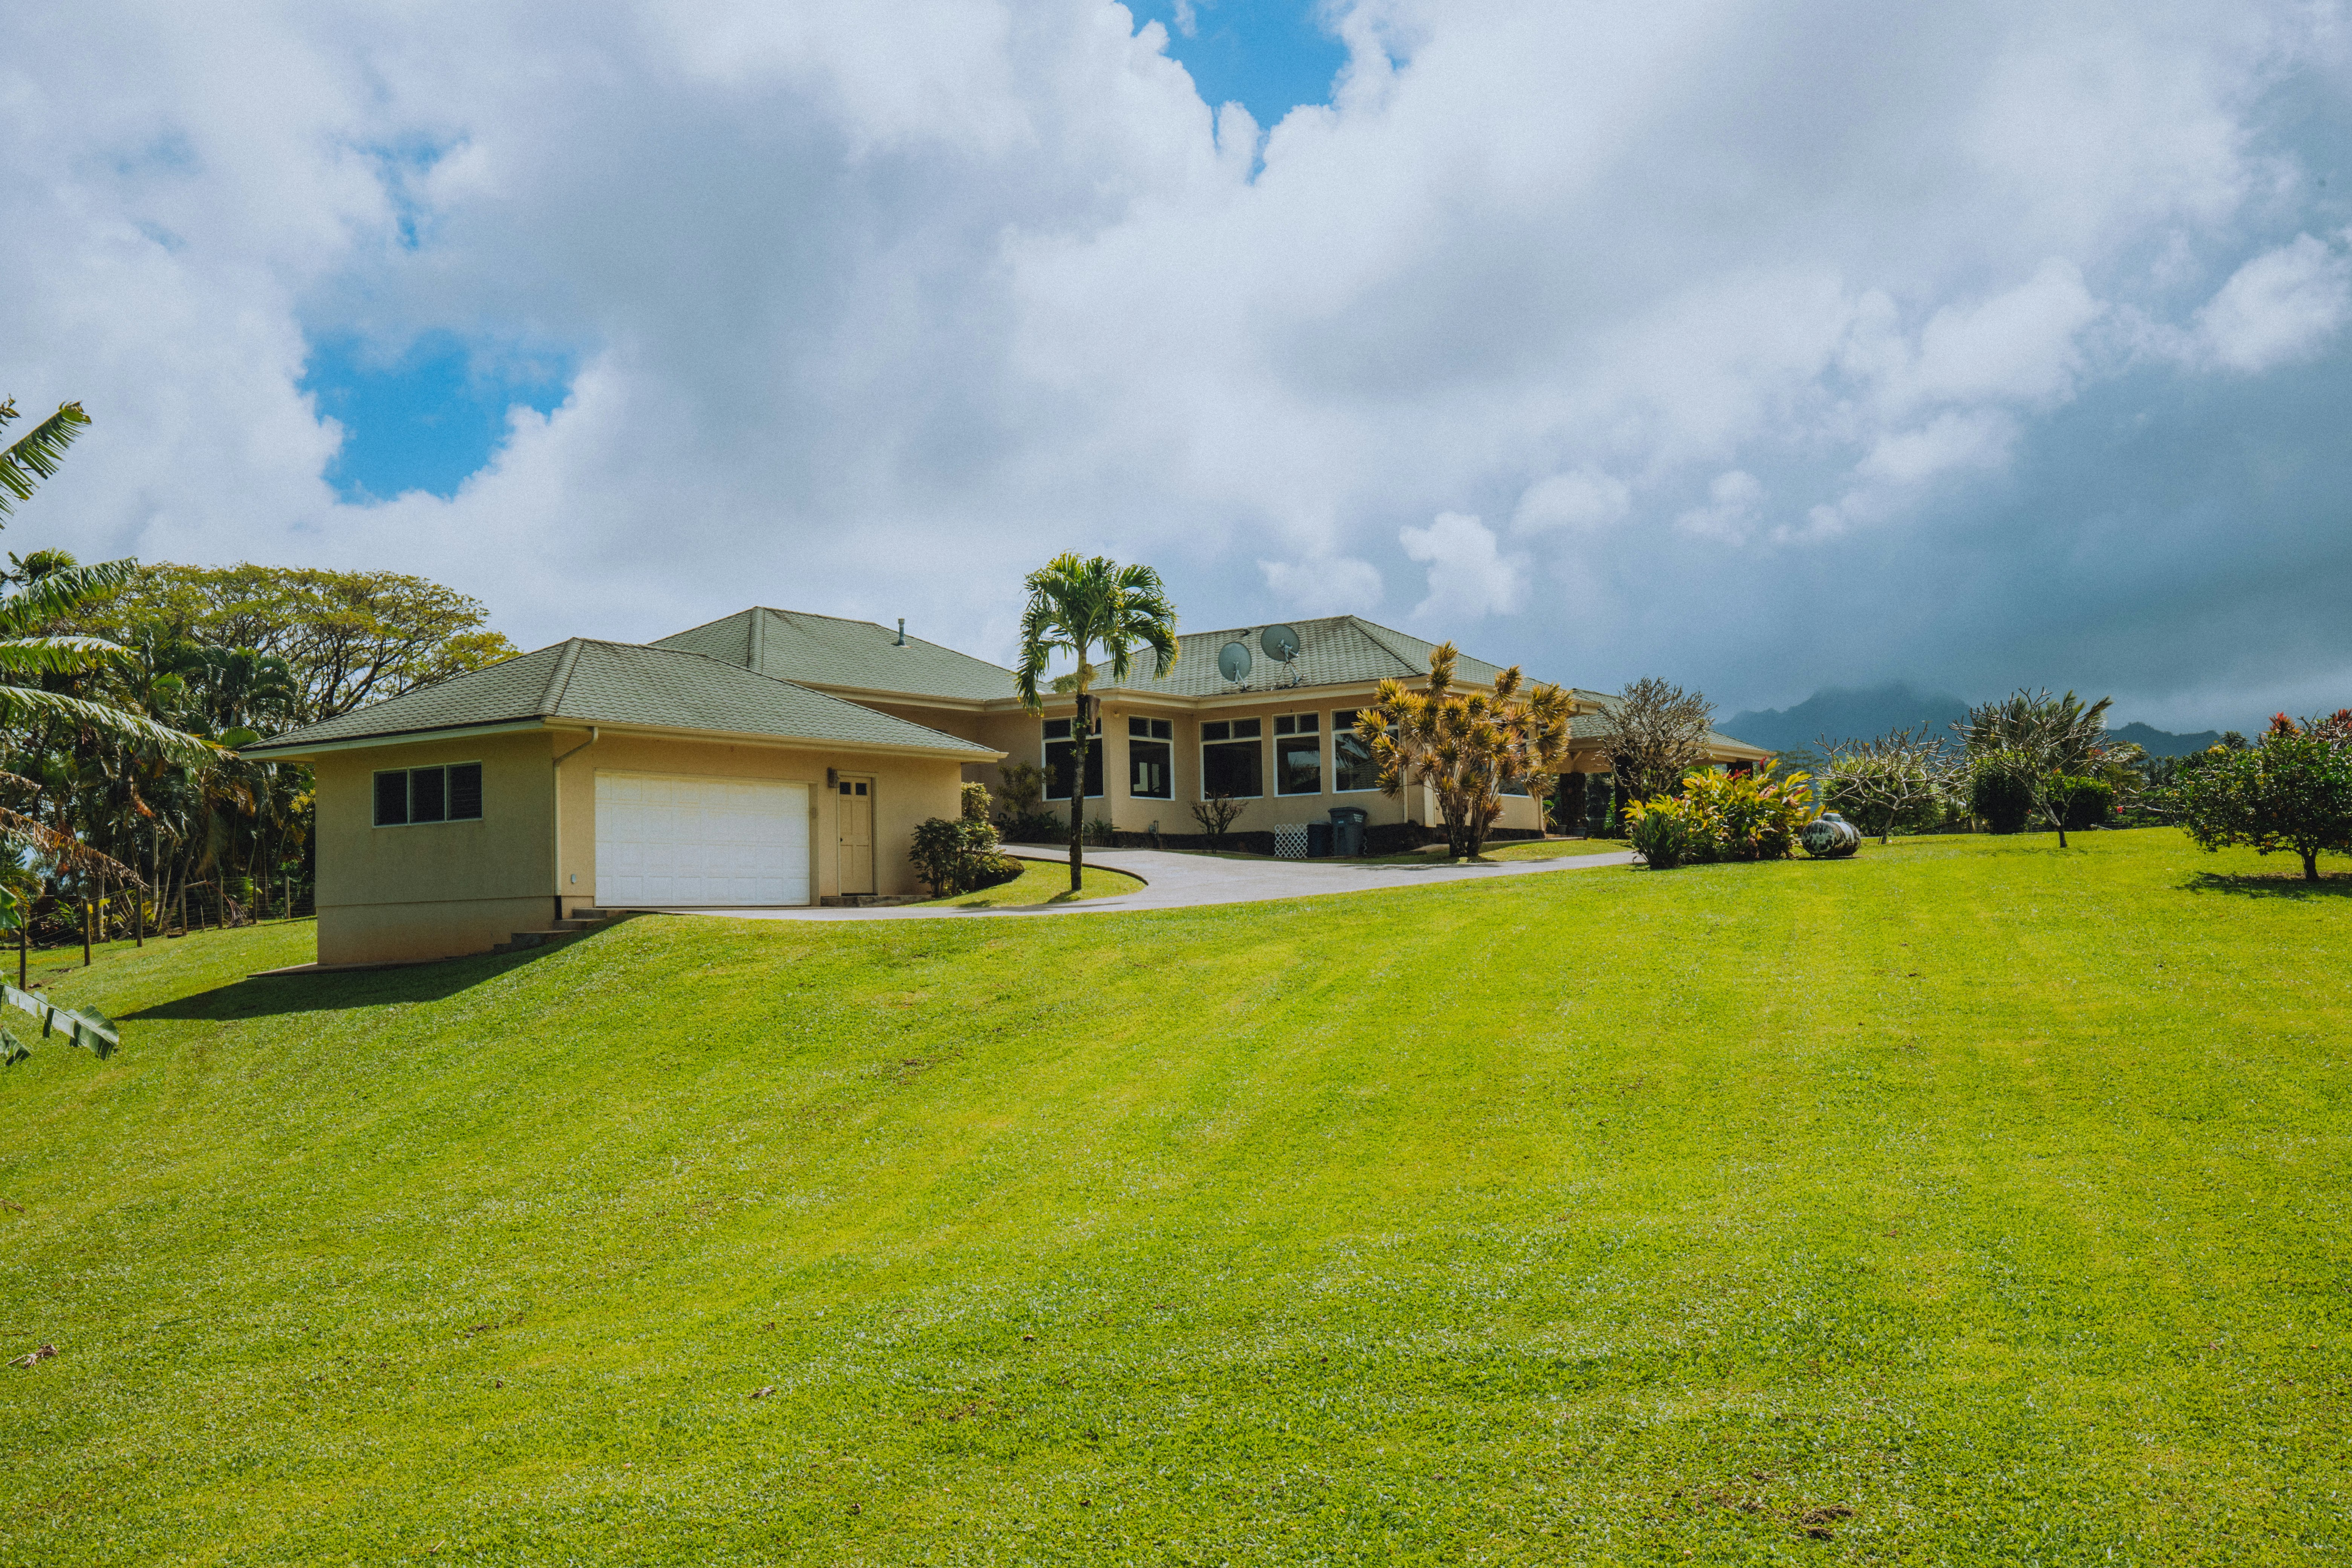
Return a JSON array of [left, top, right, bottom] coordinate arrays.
[[1399, 512, 1525, 622], [1258, 554, 1383, 615], [2193, 233, 2352, 374], [0, 0, 2346, 724], [1675, 470, 1764, 545], [1512, 468, 1631, 534]]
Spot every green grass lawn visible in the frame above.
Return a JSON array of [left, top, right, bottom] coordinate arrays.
[[911, 858, 1144, 908], [3, 830, 2348, 1564]]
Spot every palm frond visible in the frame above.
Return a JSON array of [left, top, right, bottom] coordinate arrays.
[[0, 685, 220, 765], [0, 635, 130, 678], [0, 557, 137, 636], [0, 402, 91, 518]]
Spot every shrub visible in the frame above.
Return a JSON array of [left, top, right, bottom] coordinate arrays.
[[2170, 717, 2352, 880], [908, 815, 1009, 896], [1000, 809, 1066, 844], [1624, 795, 1707, 869], [1969, 754, 2035, 832], [1626, 763, 1813, 868], [960, 781, 992, 822], [995, 761, 1046, 820], [2049, 774, 2112, 831]]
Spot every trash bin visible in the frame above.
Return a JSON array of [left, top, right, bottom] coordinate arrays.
[[1328, 806, 1368, 857], [1307, 821, 1333, 858]]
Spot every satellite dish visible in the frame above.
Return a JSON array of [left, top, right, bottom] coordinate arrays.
[[1260, 623, 1301, 663], [1217, 640, 1254, 683]]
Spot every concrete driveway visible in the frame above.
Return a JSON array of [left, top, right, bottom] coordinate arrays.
[[643, 841, 1636, 922]]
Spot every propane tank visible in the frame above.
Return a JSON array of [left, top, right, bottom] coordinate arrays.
[[1799, 813, 1862, 859]]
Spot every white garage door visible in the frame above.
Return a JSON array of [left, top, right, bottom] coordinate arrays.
[[594, 772, 811, 906]]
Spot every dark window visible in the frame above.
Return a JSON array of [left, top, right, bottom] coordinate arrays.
[[447, 763, 482, 821], [410, 765, 447, 822], [1202, 716, 1262, 798], [1045, 716, 1103, 800], [1332, 710, 1382, 792], [373, 770, 409, 827], [374, 764, 483, 827], [856, 782, 867, 795], [1275, 712, 1321, 795], [1128, 716, 1173, 799]]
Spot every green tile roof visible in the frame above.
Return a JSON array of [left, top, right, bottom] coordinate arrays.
[[1565, 688, 1773, 758], [654, 608, 1017, 703], [1105, 614, 1534, 699], [242, 639, 999, 758]]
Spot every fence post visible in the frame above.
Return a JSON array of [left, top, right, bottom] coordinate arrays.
[[83, 900, 92, 967]]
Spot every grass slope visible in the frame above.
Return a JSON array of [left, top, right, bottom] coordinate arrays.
[[2, 831, 2348, 1565]]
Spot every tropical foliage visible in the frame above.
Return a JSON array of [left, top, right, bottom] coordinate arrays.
[[1013, 554, 1179, 892], [909, 814, 1012, 898], [1818, 724, 1960, 843], [2168, 709, 2352, 881], [1952, 688, 2123, 848], [1355, 642, 1573, 860], [1624, 761, 1813, 869]]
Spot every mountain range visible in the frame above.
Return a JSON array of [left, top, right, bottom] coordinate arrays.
[[1717, 683, 2228, 758]]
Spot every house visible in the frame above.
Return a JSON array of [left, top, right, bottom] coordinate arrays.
[[1558, 688, 1775, 833], [244, 605, 1767, 967]]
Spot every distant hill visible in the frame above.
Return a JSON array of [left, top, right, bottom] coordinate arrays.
[[1719, 685, 2231, 758], [1717, 683, 1969, 753], [2108, 722, 2225, 758]]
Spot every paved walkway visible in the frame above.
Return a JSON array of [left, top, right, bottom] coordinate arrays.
[[643, 842, 1635, 923]]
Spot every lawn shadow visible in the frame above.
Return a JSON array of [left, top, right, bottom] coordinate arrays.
[[124, 926, 617, 1021], [2183, 869, 2352, 899]]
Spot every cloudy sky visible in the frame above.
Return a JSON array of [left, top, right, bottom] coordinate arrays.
[[7, 0, 2349, 727]]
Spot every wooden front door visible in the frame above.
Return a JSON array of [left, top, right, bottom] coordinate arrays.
[[835, 776, 874, 894]]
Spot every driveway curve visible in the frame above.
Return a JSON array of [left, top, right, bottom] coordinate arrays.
[[641, 842, 1637, 922]]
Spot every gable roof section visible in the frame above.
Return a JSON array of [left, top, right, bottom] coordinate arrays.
[[242, 639, 998, 758], [654, 607, 1016, 704], [1107, 614, 1526, 700]]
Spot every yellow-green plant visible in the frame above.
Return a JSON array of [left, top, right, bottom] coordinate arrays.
[[1627, 763, 1814, 868], [1356, 642, 1573, 860]]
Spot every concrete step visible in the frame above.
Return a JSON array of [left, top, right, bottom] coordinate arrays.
[[489, 910, 625, 955]]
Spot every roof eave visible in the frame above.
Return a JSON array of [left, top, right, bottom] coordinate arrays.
[[239, 717, 550, 761], [542, 718, 999, 762]]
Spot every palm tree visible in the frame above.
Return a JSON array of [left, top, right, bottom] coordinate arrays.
[[1954, 689, 2114, 848], [1014, 554, 1179, 892], [0, 400, 90, 520]]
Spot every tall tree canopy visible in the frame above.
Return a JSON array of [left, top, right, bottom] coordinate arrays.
[[75, 564, 518, 727]]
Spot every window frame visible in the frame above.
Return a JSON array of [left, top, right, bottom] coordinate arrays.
[[1331, 709, 1384, 794], [1127, 715, 1174, 800], [1272, 711, 1323, 796], [371, 762, 485, 828], [1199, 716, 1264, 800]]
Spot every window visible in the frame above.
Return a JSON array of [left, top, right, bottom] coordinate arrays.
[[372, 763, 484, 828], [1200, 717, 1262, 798], [1332, 709, 1382, 793], [1129, 716, 1173, 799], [1044, 715, 1103, 800], [1273, 712, 1321, 795], [837, 780, 867, 796]]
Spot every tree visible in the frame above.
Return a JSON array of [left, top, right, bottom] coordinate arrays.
[[1818, 725, 1960, 843], [0, 400, 91, 520], [2170, 711, 2352, 881], [1953, 688, 2115, 849], [1013, 554, 1179, 893], [1355, 642, 1572, 860], [1190, 792, 1248, 850], [1604, 677, 1715, 817], [79, 564, 518, 725]]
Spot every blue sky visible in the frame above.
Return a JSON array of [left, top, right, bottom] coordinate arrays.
[[1127, 0, 1347, 132], [300, 334, 570, 502]]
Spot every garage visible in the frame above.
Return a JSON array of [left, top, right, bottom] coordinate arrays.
[[594, 771, 810, 906]]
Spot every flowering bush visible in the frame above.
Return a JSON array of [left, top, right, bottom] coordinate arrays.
[[2168, 710, 2352, 881], [1625, 763, 1814, 868]]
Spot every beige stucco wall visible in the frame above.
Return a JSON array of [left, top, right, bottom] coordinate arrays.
[[310, 728, 969, 965], [312, 730, 561, 965], [551, 732, 965, 916]]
